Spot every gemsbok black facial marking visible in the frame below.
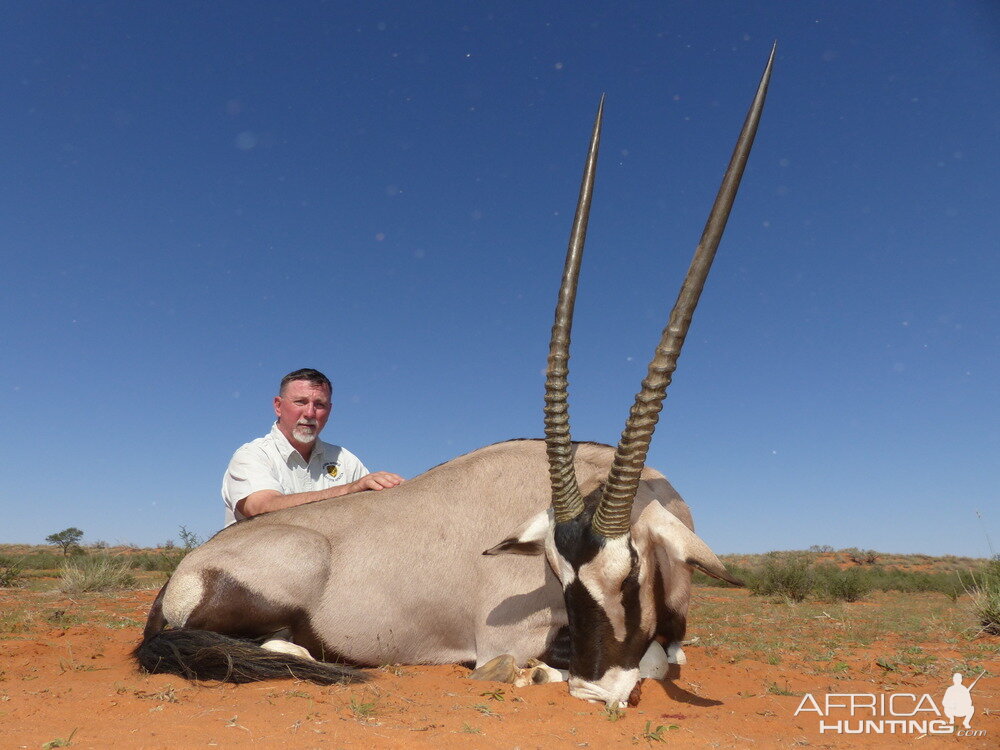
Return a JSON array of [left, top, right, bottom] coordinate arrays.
[[554, 511, 649, 682]]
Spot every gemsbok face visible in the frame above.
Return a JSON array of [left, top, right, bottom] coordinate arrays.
[[488, 44, 774, 707]]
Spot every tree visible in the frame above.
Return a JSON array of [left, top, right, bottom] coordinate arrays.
[[46, 527, 84, 556]]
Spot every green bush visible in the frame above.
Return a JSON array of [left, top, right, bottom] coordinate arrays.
[[816, 565, 874, 602], [969, 557, 1000, 635], [749, 553, 814, 602], [694, 550, 991, 608], [59, 555, 136, 593], [0, 556, 24, 588], [130, 552, 185, 572], [932, 574, 965, 602], [19, 552, 65, 571], [981, 556, 1000, 581], [864, 567, 965, 597], [843, 547, 879, 565], [970, 581, 1000, 634], [127, 527, 202, 575]]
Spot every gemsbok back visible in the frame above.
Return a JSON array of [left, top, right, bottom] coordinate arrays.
[[134, 45, 775, 709]]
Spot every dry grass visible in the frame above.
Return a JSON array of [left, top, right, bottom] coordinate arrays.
[[968, 559, 1000, 635], [59, 556, 137, 594], [691, 587, 994, 683]]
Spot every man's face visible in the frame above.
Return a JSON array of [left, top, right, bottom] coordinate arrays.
[[274, 380, 332, 447]]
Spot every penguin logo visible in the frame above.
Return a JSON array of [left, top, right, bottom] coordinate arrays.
[[324, 462, 341, 479]]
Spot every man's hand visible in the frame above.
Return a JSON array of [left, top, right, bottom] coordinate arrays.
[[349, 471, 405, 493]]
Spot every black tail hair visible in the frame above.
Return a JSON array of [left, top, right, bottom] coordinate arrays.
[[133, 628, 366, 685]]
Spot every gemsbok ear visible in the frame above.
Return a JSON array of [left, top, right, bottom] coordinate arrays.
[[482, 509, 552, 557], [644, 503, 743, 586]]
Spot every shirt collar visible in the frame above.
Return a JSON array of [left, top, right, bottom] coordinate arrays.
[[270, 422, 328, 463]]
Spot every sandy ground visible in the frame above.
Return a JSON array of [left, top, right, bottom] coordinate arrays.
[[1, 587, 997, 749]]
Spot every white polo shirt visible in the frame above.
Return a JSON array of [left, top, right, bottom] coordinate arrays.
[[221, 422, 370, 526]]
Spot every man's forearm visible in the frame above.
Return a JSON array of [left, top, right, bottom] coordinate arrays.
[[236, 471, 404, 519], [238, 483, 360, 518]]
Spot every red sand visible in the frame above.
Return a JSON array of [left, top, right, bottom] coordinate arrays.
[[1, 588, 996, 748]]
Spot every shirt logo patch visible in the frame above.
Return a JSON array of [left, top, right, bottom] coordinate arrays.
[[324, 462, 341, 479]]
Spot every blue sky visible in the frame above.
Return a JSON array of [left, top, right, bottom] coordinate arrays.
[[2, 1, 997, 555]]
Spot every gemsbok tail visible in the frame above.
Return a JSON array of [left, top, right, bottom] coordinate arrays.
[[133, 629, 366, 685]]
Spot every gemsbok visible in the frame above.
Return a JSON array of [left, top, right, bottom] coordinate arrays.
[[134, 45, 775, 709]]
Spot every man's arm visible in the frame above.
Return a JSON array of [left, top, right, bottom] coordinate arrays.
[[236, 471, 404, 518]]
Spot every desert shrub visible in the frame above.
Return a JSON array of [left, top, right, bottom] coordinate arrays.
[[131, 552, 184, 572], [981, 556, 1000, 581], [693, 551, 990, 607], [865, 568, 965, 598], [59, 555, 136, 593], [163, 526, 202, 573], [970, 580, 1000, 634], [815, 565, 873, 602], [18, 552, 65, 571], [844, 547, 879, 565], [158, 554, 186, 574], [749, 553, 814, 602], [932, 574, 966, 602], [177, 526, 202, 550], [132, 526, 204, 575], [0, 556, 25, 588], [968, 557, 1000, 635], [808, 545, 834, 553], [868, 568, 929, 592]]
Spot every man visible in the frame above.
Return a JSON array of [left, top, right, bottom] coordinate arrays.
[[222, 368, 404, 526]]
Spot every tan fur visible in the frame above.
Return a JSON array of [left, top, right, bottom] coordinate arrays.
[[164, 440, 700, 669]]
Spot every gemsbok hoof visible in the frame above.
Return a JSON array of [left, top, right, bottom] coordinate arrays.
[[514, 658, 566, 687], [468, 654, 519, 683]]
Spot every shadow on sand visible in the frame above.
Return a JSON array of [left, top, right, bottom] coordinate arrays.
[[640, 666, 723, 707]]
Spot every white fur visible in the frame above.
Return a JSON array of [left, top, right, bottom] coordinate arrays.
[[161, 572, 203, 627], [575, 535, 632, 641], [517, 509, 553, 545], [568, 666, 640, 708], [504, 508, 578, 587], [543, 532, 577, 588], [666, 641, 686, 665], [642, 501, 730, 581], [261, 639, 314, 660]]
